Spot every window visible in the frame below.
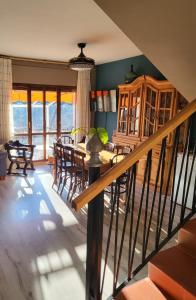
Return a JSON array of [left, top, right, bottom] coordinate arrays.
[[11, 84, 76, 161]]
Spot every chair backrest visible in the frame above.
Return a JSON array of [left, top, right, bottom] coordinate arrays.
[[60, 135, 73, 145], [73, 150, 86, 172], [53, 143, 63, 164], [110, 153, 127, 166], [110, 153, 130, 183], [115, 144, 132, 154], [62, 145, 74, 167], [105, 142, 115, 152]]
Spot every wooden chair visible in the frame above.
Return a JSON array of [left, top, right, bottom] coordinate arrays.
[[60, 145, 75, 196], [105, 142, 115, 152], [69, 150, 88, 201], [115, 144, 132, 154], [52, 142, 64, 189], [105, 153, 130, 207], [4, 140, 35, 176]]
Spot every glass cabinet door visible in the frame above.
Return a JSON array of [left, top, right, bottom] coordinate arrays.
[[156, 90, 174, 130], [117, 91, 129, 134], [127, 87, 142, 137], [143, 85, 158, 137]]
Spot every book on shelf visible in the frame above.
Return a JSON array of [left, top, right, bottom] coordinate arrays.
[[96, 91, 104, 112]]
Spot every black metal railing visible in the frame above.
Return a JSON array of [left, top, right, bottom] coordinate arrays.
[[99, 114, 196, 298], [72, 106, 196, 300]]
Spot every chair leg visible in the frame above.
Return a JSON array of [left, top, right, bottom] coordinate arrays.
[[52, 172, 58, 188], [30, 162, 35, 170], [23, 163, 28, 176], [60, 174, 68, 195], [67, 176, 74, 201], [57, 172, 63, 192], [70, 182, 77, 202], [7, 161, 13, 175]]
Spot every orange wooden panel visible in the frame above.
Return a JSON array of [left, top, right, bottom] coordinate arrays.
[[116, 278, 169, 300], [149, 245, 196, 300]]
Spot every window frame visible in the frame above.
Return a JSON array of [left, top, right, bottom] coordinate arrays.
[[12, 83, 76, 161]]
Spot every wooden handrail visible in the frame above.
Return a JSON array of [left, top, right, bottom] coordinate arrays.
[[72, 99, 196, 212]]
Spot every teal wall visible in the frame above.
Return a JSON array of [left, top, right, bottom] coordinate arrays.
[[95, 55, 165, 140]]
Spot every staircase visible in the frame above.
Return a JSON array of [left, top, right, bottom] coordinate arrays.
[[116, 218, 196, 300], [72, 100, 196, 300]]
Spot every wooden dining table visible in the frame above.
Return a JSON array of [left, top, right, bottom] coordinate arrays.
[[65, 143, 124, 173], [52, 143, 125, 183]]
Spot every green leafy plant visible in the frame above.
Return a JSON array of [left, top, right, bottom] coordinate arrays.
[[71, 127, 108, 145]]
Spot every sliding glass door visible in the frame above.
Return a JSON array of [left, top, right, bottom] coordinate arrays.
[[45, 91, 58, 159], [11, 84, 76, 161]]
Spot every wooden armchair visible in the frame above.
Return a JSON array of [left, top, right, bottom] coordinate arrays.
[[4, 140, 35, 176]]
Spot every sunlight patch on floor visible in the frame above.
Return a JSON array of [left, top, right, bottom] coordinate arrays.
[[38, 172, 79, 227]]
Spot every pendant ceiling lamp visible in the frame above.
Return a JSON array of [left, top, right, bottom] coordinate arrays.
[[69, 43, 95, 71]]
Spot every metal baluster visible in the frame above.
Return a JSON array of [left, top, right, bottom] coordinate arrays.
[[114, 166, 134, 289], [142, 150, 152, 262], [167, 119, 191, 228], [157, 127, 180, 246], [127, 164, 137, 280], [129, 151, 151, 275], [113, 181, 120, 293], [155, 139, 167, 249], [180, 119, 192, 222], [100, 181, 118, 296], [182, 142, 196, 219], [192, 175, 196, 212], [168, 125, 181, 234], [144, 138, 166, 257]]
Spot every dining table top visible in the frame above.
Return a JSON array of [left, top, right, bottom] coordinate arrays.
[[58, 142, 125, 172]]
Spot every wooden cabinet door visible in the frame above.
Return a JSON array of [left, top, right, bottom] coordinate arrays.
[[142, 84, 158, 138], [127, 86, 142, 138], [117, 91, 129, 135], [156, 89, 175, 131]]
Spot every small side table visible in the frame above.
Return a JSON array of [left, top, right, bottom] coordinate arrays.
[[0, 151, 7, 180]]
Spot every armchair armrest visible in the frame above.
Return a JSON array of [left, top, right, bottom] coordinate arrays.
[[9, 146, 28, 151], [22, 144, 36, 149]]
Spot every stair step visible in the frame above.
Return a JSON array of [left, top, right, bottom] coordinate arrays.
[[115, 278, 169, 300], [149, 245, 196, 300], [178, 218, 196, 259]]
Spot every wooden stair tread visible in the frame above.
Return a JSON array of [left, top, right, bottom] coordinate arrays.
[[149, 245, 196, 300], [115, 278, 169, 300], [178, 218, 196, 259]]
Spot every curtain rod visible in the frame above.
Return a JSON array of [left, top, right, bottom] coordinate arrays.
[[0, 54, 69, 65]]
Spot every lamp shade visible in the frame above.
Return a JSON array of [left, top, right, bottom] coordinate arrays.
[[69, 43, 95, 71]]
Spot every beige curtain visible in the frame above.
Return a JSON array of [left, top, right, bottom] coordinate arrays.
[[0, 58, 12, 144], [74, 70, 91, 143]]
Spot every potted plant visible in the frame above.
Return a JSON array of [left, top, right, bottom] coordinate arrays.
[[71, 127, 108, 145], [71, 127, 109, 166]]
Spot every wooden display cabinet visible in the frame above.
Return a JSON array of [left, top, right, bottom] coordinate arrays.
[[113, 75, 187, 188]]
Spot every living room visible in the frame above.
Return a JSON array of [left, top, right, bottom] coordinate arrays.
[[0, 1, 195, 300]]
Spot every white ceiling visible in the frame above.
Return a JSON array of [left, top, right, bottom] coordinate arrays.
[[0, 0, 141, 64], [94, 0, 196, 101]]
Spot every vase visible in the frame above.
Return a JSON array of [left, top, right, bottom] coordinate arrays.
[[86, 133, 104, 167]]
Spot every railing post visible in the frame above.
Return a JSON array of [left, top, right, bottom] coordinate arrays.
[[86, 134, 104, 300]]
